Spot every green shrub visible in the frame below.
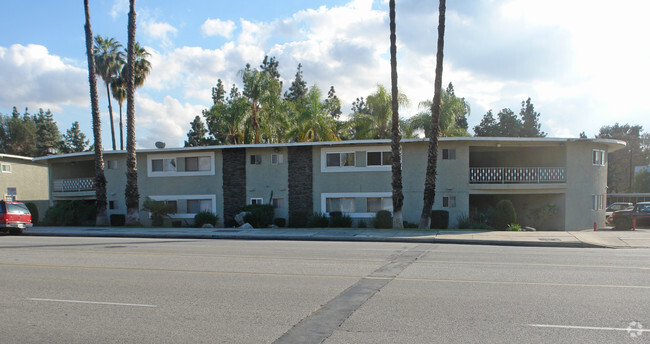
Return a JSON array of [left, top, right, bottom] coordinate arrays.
[[289, 210, 310, 228], [356, 220, 367, 228], [456, 213, 494, 230], [142, 197, 175, 227], [329, 212, 352, 228], [25, 202, 39, 225], [194, 211, 218, 227], [308, 212, 330, 228], [373, 210, 393, 229], [43, 200, 96, 226], [430, 210, 449, 229], [507, 223, 522, 231], [491, 200, 517, 230], [242, 204, 274, 228], [110, 214, 125, 226], [273, 218, 286, 227], [403, 221, 418, 228]]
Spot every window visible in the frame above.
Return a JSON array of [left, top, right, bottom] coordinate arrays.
[[187, 199, 211, 213], [1, 163, 12, 173], [152, 158, 176, 172], [250, 154, 262, 165], [271, 154, 283, 165], [106, 160, 118, 169], [109, 201, 117, 210], [326, 198, 355, 213], [592, 194, 605, 210], [442, 149, 456, 160], [592, 150, 605, 166], [185, 156, 211, 171], [367, 197, 393, 212], [250, 198, 263, 205], [443, 196, 456, 208], [367, 151, 392, 166], [326, 152, 355, 167], [272, 198, 284, 209]]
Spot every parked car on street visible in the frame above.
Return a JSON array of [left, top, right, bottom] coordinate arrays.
[[605, 202, 634, 225], [0, 200, 33, 235], [612, 201, 650, 230]]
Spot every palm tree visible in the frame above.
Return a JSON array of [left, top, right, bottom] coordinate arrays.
[[350, 85, 408, 140], [240, 65, 282, 144], [94, 35, 124, 151], [133, 43, 151, 89], [419, 0, 446, 229], [287, 86, 340, 142], [110, 72, 126, 150], [83, 0, 109, 226], [124, 0, 140, 226], [389, 0, 404, 229], [406, 86, 471, 138]]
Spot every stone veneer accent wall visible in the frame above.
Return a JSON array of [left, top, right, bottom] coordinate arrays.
[[288, 146, 313, 222], [222, 148, 246, 225]]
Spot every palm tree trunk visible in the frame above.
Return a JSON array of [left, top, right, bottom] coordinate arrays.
[[389, 0, 404, 229], [119, 101, 124, 150], [419, 0, 446, 229], [124, 0, 140, 226], [106, 83, 117, 150], [84, 0, 108, 226]]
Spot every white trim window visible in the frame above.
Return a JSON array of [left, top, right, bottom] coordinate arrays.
[[442, 196, 456, 208], [148, 194, 216, 218], [592, 150, 606, 166], [321, 192, 392, 218], [366, 197, 393, 212], [250, 154, 262, 165], [147, 152, 215, 177], [1, 163, 12, 173], [442, 148, 456, 160], [367, 151, 392, 166], [326, 152, 355, 167], [321, 146, 393, 172], [185, 156, 211, 171], [272, 198, 284, 209], [187, 199, 212, 213], [106, 159, 119, 170], [271, 154, 284, 165], [250, 198, 264, 205]]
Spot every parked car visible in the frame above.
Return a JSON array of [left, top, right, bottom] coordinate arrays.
[[605, 202, 634, 225], [612, 201, 650, 230], [0, 200, 33, 235]]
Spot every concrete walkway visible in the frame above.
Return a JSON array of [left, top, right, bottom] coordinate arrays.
[[18, 226, 650, 249]]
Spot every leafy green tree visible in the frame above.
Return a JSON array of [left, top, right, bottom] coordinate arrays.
[[61, 121, 89, 153], [597, 123, 648, 193], [349, 85, 408, 139], [406, 83, 470, 137], [284, 64, 308, 101], [324, 86, 342, 119], [519, 98, 546, 137], [34, 108, 61, 156], [633, 169, 650, 193], [260, 55, 280, 80], [212, 79, 226, 105], [0, 108, 36, 156], [286, 86, 339, 142], [474, 98, 544, 137], [84, 0, 109, 226], [204, 84, 249, 144], [184, 116, 209, 147], [240, 62, 282, 144], [94, 35, 124, 150]]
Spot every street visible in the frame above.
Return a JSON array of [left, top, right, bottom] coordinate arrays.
[[1, 236, 649, 343]]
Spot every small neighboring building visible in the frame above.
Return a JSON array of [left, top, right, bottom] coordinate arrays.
[[34, 137, 625, 230], [0, 153, 50, 221]]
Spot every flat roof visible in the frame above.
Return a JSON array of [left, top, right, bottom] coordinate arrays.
[[0, 153, 34, 162]]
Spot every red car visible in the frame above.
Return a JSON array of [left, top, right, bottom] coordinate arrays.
[[612, 202, 650, 230], [0, 201, 33, 235]]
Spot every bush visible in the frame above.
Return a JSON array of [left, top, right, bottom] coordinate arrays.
[[329, 212, 352, 228], [507, 223, 522, 231], [491, 200, 517, 230], [25, 202, 39, 225], [289, 210, 310, 228], [356, 220, 367, 228], [242, 204, 274, 228], [110, 214, 125, 226], [194, 211, 218, 227], [373, 210, 393, 229], [403, 221, 418, 228], [273, 218, 286, 227], [430, 210, 449, 229], [43, 200, 96, 226], [456, 213, 494, 230], [308, 212, 330, 228]]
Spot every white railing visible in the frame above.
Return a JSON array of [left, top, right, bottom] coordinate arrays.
[[470, 167, 566, 184], [53, 177, 95, 192]]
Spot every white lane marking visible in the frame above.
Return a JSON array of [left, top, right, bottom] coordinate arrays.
[[28, 298, 157, 307], [527, 324, 649, 332]]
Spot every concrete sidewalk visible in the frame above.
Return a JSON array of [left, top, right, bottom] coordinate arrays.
[[18, 226, 650, 248]]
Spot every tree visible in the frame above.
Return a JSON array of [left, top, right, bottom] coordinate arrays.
[[405, 83, 470, 137], [240, 62, 282, 144], [419, 0, 445, 229], [34, 108, 61, 156], [324, 86, 342, 119], [212, 79, 226, 105], [110, 72, 126, 150], [632, 169, 650, 193], [124, 0, 140, 226], [61, 121, 89, 153], [286, 86, 339, 142], [260, 55, 280, 80], [389, 0, 404, 228], [597, 123, 648, 193], [84, 0, 109, 226], [132, 42, 151, 89], [519, 97, 546, 137], [474, 98, 545, 137], [94, 35, 124, 150], [184, 116, 209, 147], [349, 85, 408, 139], [284, 64, 308, 101], [204, 84, 249, 144], [0, 108, 37, 156]]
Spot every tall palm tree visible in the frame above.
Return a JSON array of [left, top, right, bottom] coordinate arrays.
[[94, 35, 124, 151], [419, 0, 446, 229], [133, 43, 151, 89], [124, 0, 140, 226], [83, 0, 108, 226], [287, 86, 340, 142], [349, 85, 408, 140], [389, 0, 404, 229], [110, 72, 126, 150]]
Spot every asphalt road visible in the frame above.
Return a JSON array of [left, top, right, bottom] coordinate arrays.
[[1, 236, 649, 343]]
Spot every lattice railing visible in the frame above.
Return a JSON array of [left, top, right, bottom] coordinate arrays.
[[53, 178, 95, 192], [469, 167, 566, 184]]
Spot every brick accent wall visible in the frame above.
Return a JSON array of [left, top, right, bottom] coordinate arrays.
[[222, 148, 246, 225], [288, 146, 313, 225]]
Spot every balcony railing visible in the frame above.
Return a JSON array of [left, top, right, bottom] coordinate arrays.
[[470, 167, 566, 184], [53, 177, 95, 192]]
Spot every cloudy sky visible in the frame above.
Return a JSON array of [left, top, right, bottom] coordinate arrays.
[[1, 0, 649, 149]]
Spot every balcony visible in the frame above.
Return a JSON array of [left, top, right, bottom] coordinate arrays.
[[52, 177, 96, 199], [470, 167, 566, 184]]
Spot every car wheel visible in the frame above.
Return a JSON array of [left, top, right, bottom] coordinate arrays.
[[9, 228, 23, 235]]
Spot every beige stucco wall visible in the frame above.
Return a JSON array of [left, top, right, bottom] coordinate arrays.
[[103, 154, 127, 219], [246, 147, 289, 221], [0, 156, 49, 221]]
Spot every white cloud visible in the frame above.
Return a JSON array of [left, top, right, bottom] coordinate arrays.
[[135, 94, 206, 148], [201, 18, 236, 39], [0, 44, 88, 111], [142, 20, 178, 47], [110, 0, 128, 19]]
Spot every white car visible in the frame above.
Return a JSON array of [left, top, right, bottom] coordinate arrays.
[[605, 202, 634, 225]]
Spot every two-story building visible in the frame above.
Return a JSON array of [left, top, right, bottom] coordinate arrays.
[[34, 137, 625, 230], [0, 153, 50, 218]]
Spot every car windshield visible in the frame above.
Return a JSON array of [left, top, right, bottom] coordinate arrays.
[[6, 202, 29, 214], [608, 204, 630, 211]]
